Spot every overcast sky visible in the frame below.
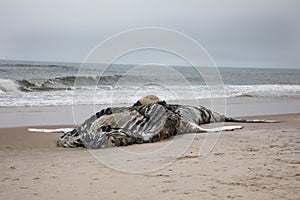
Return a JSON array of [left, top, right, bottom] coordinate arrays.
[[0, 0, 299, 68]]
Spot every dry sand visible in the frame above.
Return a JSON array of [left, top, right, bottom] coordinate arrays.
[[0, 113, 299, 199]]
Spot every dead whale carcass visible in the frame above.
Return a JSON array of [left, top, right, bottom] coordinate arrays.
[[57, 95, 277, 148]]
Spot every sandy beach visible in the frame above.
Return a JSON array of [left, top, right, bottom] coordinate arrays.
[[0, 113, 299, 199], [1, 0, 300, 199]]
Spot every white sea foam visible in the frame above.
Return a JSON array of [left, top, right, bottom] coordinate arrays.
[[0, 79, 19, 92], [0, 84, 299, 107], [225, 85, 300, 97]]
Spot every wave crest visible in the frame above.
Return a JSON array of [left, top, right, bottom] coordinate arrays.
[[0, 79, 19, 92], [16, 75, 126, 92]]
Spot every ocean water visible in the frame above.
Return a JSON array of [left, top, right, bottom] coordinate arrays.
[[0, 60, 300, 107]]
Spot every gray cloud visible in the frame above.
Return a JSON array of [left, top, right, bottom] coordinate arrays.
[[0, 0, 299, 68]]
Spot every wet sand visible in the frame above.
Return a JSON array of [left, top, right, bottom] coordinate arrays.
[[1, 97, 300, 128], [0, 113, 299, 199]]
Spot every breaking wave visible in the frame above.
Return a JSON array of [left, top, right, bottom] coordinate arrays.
[[0, 79, 19, 92], [1, 75, 136, 92]]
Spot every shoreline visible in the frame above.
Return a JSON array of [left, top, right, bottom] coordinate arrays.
[[0, 113, 299, 199], [1, 96, 300, 128]]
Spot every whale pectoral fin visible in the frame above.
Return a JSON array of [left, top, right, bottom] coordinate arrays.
[[28, 128, 74, 133], [251, 120, 279, 123], [206, 125, 243, 133], [188, 122, 243, 133]]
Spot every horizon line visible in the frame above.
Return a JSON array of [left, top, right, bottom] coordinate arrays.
[[0, 58, 299, 70]]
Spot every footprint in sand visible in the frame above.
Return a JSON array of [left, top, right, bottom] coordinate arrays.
[[1, 177, 10, 182], [163, 180, 176, 183]]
